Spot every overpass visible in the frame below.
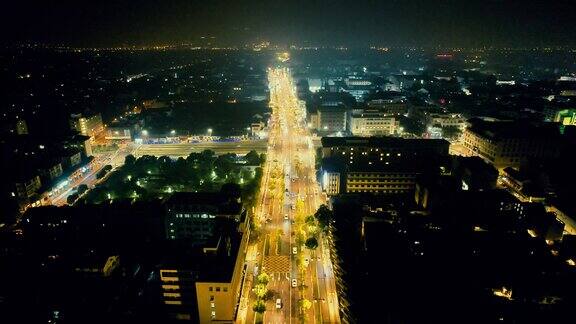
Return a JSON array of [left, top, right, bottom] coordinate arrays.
[[133, 138, 322, 158], [132, 140, 269, 158]]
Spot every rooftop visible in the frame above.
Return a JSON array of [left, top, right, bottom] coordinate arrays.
[[466, 118, 561, 140], [160, 218, 242, 283], [321, 136, 449, 149], [164, 191, 243, 216]]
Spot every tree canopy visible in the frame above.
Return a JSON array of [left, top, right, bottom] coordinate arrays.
[[305, 237, 319, 250]]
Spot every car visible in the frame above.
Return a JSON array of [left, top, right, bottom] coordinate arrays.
[[304, 258, 309, 266], [292, 247, 297, 255], [276, 298, 282, 309], [284, 214, 289, 220], [291, 279, 297, 288]]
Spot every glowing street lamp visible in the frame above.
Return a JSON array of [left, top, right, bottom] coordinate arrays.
[[141, 129, 148, 136], [207, 128, 213, 136], [170, 129, 176, 135]]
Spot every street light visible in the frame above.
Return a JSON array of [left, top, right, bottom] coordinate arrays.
[[207, 128, 213, 136], [141, 129, 148, 136], [170, 129, 176, 135]]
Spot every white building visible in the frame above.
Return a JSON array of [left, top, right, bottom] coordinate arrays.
[[427, 113, 467, 130], [349, 110, 399, 136]]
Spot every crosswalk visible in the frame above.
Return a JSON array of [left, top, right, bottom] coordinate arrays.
[[262, 255, 290, 273]]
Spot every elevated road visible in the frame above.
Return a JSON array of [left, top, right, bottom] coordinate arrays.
[[132, 140, 269, 157]]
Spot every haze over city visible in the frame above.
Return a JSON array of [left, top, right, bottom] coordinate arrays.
[[2, 0, 576, 47]]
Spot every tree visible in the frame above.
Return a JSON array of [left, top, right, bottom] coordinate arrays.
[[305, 215, 315, 225], [96, 169, 107, 179], [158, 156, 172, 173], [214, 153, 236, 178], [256, 272, 270, 286], [245, 150, 261, 165], [305, 237, 318, 250], [314, 204, 333, 229], [442, 125, 462, 140], [67, 193, 79, 205], [298, 298, 312, 311], [77, 184, 89, 195], [253, 284, 267, 299], [253, 300, 266, 314], [201, 149, 215, 159], [124, 154, 136, 166], [399, 116, 425, 136]]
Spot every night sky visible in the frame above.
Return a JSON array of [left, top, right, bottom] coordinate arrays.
[[1, 0, 575, 47]]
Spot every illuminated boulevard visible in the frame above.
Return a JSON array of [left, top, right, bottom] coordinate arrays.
[[237, 67, 341, 324], [45, 143, 139, 206]]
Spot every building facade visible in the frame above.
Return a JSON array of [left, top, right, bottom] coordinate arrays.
[[161, 190, 249, 323], [366, 100, 408, 116], [349, 110, 399, 136], [15, 175, 42, 199], [70, 112, 104, 139], [426, 113, 467, 130], [462, 119, 561, 169], [321, 137, 449, 195], [345, 171, 418, 194], [317, 106, 348, 132]]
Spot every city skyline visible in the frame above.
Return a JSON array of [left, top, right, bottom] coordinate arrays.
[[2, 0, 576, 47]]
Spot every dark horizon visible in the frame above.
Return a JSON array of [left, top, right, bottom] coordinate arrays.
[[1, 0, 575, 48]]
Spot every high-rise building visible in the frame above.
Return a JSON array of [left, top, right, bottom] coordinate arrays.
[[161, 190, 249, 323]]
